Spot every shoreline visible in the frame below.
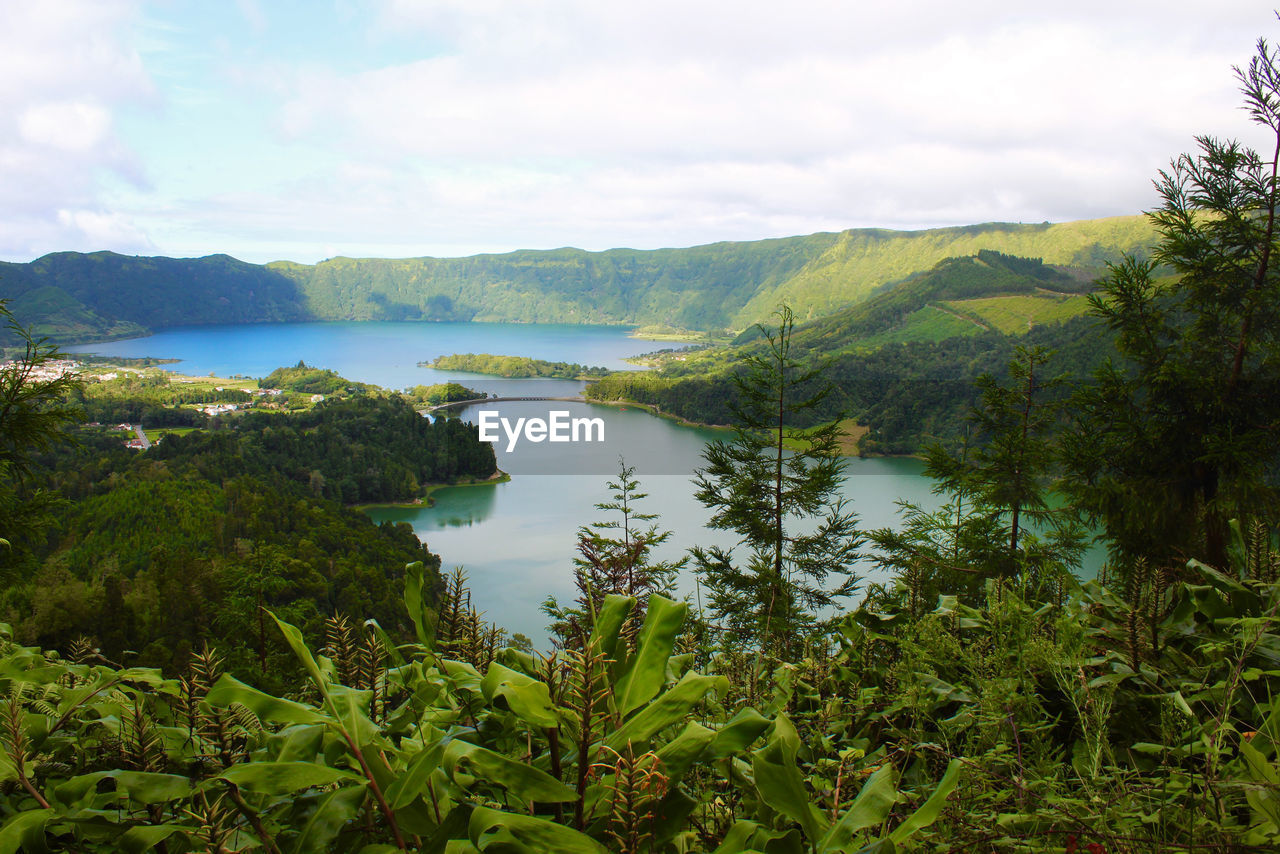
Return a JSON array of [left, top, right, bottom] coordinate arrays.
[[354, 470, 511, 511], [76, 351, 909, 461]]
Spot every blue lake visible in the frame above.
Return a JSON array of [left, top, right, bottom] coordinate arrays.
[[70, 321, 935, 641], [67, 320, 672, 393]]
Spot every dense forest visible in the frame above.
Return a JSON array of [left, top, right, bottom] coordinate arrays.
[[4, 34, 1280, 854], [588, 314, 1112, 454], [1, 385, 496, 684]]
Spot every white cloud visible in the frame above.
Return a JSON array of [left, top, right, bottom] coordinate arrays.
[[6, 0, 1280, 263], [19, 102, 113, 152], [56, 208, 154, 251], [239, 1, 1270, 260], [0, 0, 153, 258]]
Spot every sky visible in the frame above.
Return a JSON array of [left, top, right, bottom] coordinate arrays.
[[1, 1, 1277, 265]]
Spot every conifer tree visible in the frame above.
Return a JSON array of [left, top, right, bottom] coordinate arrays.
[[545, 458, 683, 645], [1062, 37, 1280, 572], [573, 458, 683, 613], [925, 345, 1083, 588], [0, 300, 81, 567], [691, 306, 861, 661]]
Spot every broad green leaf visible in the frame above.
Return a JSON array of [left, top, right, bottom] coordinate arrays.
[[0, 809, 52, 854], [481, 662, 559, 729], [713, 819, 802, 854], [753, 715, 828, 843], [708, 708, 772, 759], [271, 613, 330, 699], [614, 595, 687, 716], [273, 724, 326, 763], [912, 673, 973, 704], [651, 787, 701, 845], [469, 805, 608, 853], [328, 684, 382, 747], [403, 561, 436, 648], [218, 761, 361, 795], [386, 741, 446, 810], [56, 770, 192, 805], [445, 739, 576, 802], [607, 671, 727, 751], [1168, 691, 1195, 721], [119, 825, 190, 854], [291, 784, 368, 854], [206, 674, 326, 725], [712, 819, 762, 854], [888, 758, 961, 845], [820, 764, 897, 851], [655, 722, 715, 782], [590, 594, 635, 660], [441, 659, 483, 691]]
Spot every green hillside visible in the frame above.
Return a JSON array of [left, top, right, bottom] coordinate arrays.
[[751, 249, 1097, 356], [0, 251, 310, 346], [942, 291, 1092, 334], [746, 215, 1153, 327], [6, 285, 147, 345], [590, 250, 1114, 453], [0, 216, 1153, 344], [268, 234, 841, 330]]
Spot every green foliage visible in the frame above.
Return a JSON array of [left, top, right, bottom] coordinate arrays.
[[0, 251, 310, 342], [6, 393, 498, 679], [0, 572, 983, 853], [259, 361, 375, 395], [1062, 37, 1280, 571], [426, 353, 610, 379], [405, 381, 483, 406], [0, 302, 83, 577], [546, 460, 686, 643], [590, 256, 1120, 454], [1, 286, 146, 346], [941, 292, 1092, 335], [924, 346, 1085, 587], [7, 28, 1280, 854], [765, 250, 1091, 355], [692, 307, 862, 665], [9, 539, 1280, 852]]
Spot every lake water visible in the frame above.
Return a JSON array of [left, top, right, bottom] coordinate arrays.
[[67, 320, 672, 393], [69, 321, 936, 641], [366, 401, 931, 641]]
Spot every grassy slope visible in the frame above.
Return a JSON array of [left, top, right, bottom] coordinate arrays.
[[942, 292, 1092, 334], [741, 215, 1152, 328], [748, 249, 1099, 359]]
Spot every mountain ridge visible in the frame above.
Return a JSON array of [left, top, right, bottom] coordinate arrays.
[[0, 215, 1156, 345]]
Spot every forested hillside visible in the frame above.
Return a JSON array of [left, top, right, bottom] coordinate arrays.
[[588, 251, 1117, 453], [4, 392, 496, 685], [0, 216, 1153, 344], [0, 251, 310, 344]]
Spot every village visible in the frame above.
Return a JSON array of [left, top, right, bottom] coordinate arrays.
[[1, 355, 306, 450]]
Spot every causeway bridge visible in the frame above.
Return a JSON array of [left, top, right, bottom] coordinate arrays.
[[419, 395, 585, 414]]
